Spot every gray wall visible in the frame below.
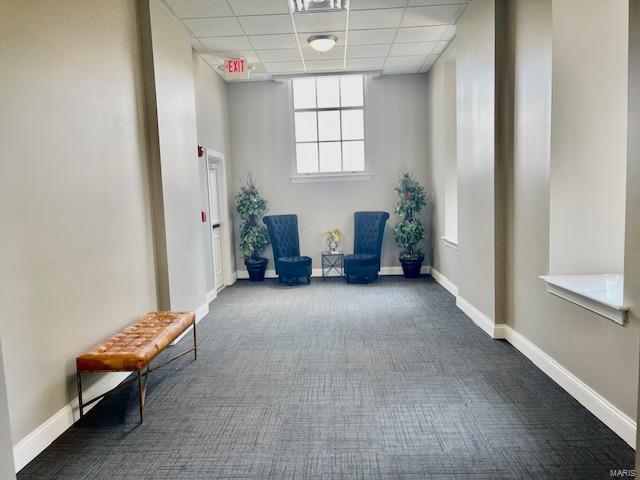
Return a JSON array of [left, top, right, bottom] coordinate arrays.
[[227, 74, 429, 272], [0, 0, 158, 443], [193, 52, 234, 291], [0, 341, 15, 479], [428, 0, 639, 420]]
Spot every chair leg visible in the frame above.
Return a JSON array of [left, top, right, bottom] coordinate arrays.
[[306, 276, 311, 284]]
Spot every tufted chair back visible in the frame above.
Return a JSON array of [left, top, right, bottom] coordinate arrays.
[[353, 211, 390, 257], [264, 214, 301, 260]]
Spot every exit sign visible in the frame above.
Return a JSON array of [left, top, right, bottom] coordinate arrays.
[[224, 57, 249, 79]]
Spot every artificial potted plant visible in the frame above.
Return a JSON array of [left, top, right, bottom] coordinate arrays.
[[236, 175, 270, 281], [393, 171, 427, 279]]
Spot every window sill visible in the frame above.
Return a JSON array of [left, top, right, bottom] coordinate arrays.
[[442, 236, 459, 250], [539, 274, 628, 325], [290, 171, 372, 183]]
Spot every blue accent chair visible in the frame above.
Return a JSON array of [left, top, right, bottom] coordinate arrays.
[[344, 211, 389, 283], [263, 214, 312, 285]]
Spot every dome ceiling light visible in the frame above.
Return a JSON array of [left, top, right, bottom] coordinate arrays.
[[308, 34, 338, 53]]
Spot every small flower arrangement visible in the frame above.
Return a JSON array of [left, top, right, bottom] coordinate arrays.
[[324, 228, 344, 253]]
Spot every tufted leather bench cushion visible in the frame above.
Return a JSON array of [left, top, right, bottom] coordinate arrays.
[[76, 311, 195, 372]]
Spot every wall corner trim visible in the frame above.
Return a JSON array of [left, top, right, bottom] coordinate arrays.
[[430, 268, 458, 296], [456, 295, 498, 338], [13, 371, 131, 473], [495, 324, 636, 449]]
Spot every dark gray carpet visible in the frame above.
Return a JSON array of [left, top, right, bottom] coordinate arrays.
[[18, 277, 634, 479]]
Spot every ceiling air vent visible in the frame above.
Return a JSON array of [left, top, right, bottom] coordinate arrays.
[[292, 0, 347, 13]]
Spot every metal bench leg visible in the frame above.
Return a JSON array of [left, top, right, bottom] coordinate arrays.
[[137, 369, 147, 424], [193, 322, 197, 361], [76, 371, 83, 419]]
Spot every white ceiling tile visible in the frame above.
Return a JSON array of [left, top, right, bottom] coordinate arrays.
[[395, 25, 448, 43], [441, 24, 457, 40], [183, 17, 244, 36], [383, 66, 421, 75], [401, 5, 467, 27], [250, 33, 299, 49], [349, 8, 404, 30], [306, 59, 345, 72], [347, 44, 390, 59], [209, 50, 260, 63], [385, 55, 426, 67], [350, 0, 406, 9], [237, 14, 293, 35], [191, 37, 206, 52], [264, 61, 305, 73], [346, 57, 385, 70], [227, 0, 290, 16], [257, 48, 301, 62], [348, 29, 396, 45], [301, 43, 345, 60], [293, 11, 347, 33], [165, 0, 233, 18], [408, 0, 469, 5], [389, 41, 436, 57], [199, 36, 253, 51]]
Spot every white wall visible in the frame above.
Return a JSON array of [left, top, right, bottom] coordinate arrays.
[[140, 0, 207, 312], [227, 74, 429, 273], [426, 40, 459, 285], [455, 0, 498, 320], [0, 0, 157, 444], [549, 0, 628, 274]]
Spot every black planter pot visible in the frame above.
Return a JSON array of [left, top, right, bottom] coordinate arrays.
[[400, 257, 423, 279], [245, 257, 268, 282]]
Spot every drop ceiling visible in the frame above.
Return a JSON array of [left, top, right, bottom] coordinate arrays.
[[162, 0, 468, 82]]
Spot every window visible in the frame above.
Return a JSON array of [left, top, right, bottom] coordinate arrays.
[[292, 75, 365, 175]]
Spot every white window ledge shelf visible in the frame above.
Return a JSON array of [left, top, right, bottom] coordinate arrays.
[[290, 171, 372, 183], [539, 274, 628, 325], [442, 236, 458, 250]]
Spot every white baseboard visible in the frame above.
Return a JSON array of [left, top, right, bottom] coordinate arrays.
[[13, 370, 131, 472], [206, 289, 217, 304], [456, 295, 498, 338], [235, 265, 431, 280], [429, 267, 458, 296], [494, 324, 636, 448]]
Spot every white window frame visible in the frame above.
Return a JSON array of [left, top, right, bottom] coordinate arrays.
[[289, 74, 371, 183]]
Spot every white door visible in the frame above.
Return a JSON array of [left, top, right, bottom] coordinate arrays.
[[207, 155, 224, 290]]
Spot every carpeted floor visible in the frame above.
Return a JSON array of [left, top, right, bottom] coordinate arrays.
[[18, 276, 634, 479]]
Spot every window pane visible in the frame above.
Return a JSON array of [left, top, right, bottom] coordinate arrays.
[[316, 77, 340, 108], [293, 77, 316, 109], [340, 75, 363, 107], [341, 109, 364, 140], [295, 112, 317, 142], [318, 110, 340, 141], [342, 141, 364, 171], [319, 142, 342, 172], [296, 143, 318, 173]]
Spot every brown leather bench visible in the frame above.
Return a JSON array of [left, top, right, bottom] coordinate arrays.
[[76, 311, 197, 423]]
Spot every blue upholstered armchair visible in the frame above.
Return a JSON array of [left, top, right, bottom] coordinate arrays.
[[263, 214, 312, 285], [344, 211, 389, 283]]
